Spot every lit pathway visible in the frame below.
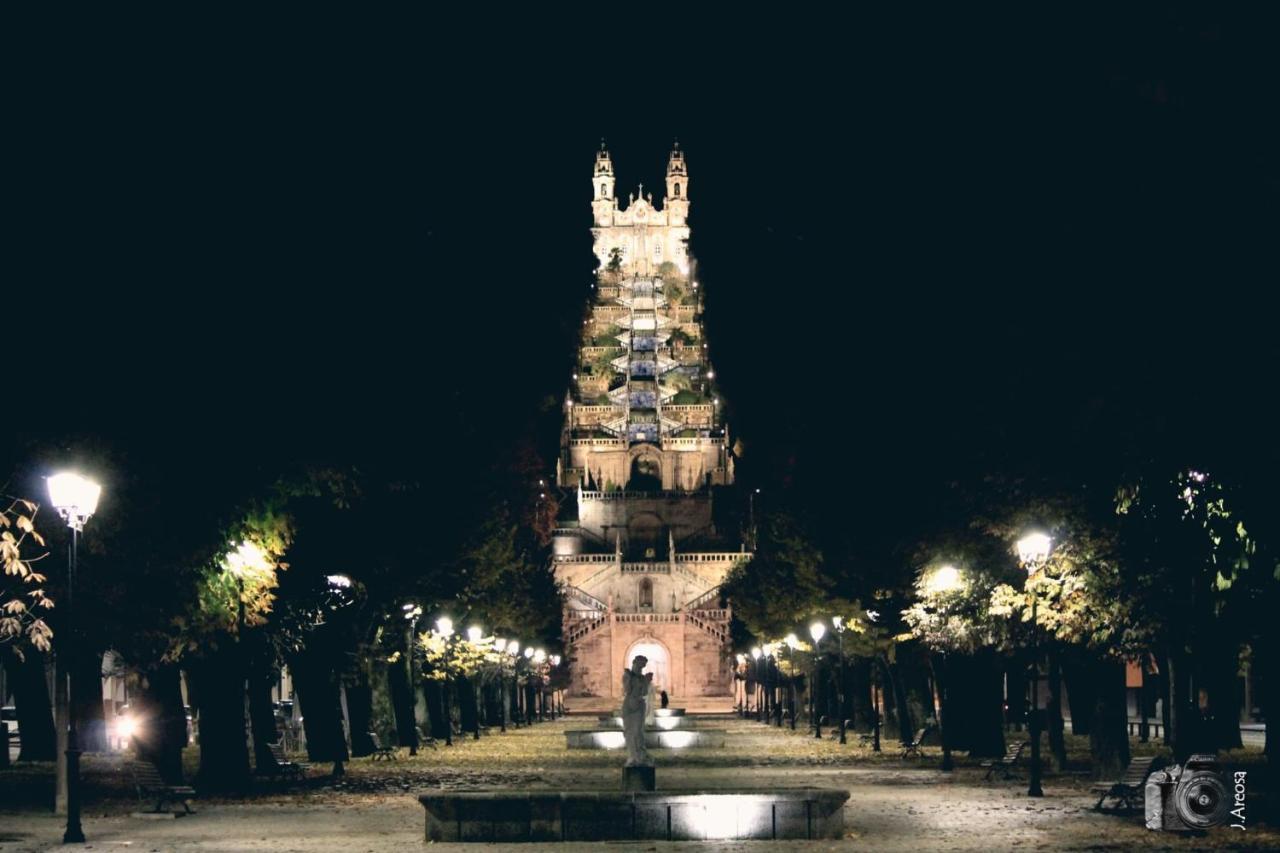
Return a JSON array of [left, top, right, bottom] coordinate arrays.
[[0, 715, 1274, 851]]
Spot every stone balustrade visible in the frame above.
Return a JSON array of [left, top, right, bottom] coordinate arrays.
[[676, 553, 749, 563], [620, 563, 670, 573], [614, 613, 681, 624]]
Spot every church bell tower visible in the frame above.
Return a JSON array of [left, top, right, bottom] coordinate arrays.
[[593, 141, 616, 227], [665, 141, 689, 226]]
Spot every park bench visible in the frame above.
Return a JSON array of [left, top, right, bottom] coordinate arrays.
[[369, 732, 397, 761], [980, 741, 1028, 780], [1091, 755, 1159, 812], [264, 740, 311, 782], [899, 727, 930, 760], [126, 759, 196, 815]]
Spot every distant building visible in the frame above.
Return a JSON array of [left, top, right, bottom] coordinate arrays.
[[554, 143, 749, 701]]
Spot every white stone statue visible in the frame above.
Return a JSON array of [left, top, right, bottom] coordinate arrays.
[[621, 655, 654, 766]]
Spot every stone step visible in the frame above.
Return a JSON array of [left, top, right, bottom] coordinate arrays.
[[420, 788, 850, 842], [596, 712, 691, 727], [564, 728, 726, 749], [597, 715, 692, 730]]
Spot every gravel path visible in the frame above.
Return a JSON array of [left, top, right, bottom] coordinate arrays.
[[0, 716, 1273, 851]]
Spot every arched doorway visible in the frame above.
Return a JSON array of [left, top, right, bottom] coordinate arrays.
[[628, 454, 662, 491], [624, 639, 671, 695]]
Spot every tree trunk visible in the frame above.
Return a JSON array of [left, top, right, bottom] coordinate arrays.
[[1158, 651, 1173, 746], [1005, 661, 1027, 731], [1088, 657, 1130, 780], [1047, 650, 1067, 771], [888, 659, 914, 742], [1199, 638, 1244, 751], [423, 680, 448, 740], [189, 651, 251, 793], [291, 650, 346, 763], [2, 647, 56, 761], [387, 659, 418, 750], [1059, 649, 1094, 735], [72, 650, 108, 753], [456, 674, 478, 735], [345, 683, 375, 756], [948, 651, 1005, 757], [246, 653, 279, 772], [849, 658, 873, 731], [134, 663, 187, 783]]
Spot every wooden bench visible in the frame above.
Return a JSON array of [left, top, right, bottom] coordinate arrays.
[[1091, 755, 1159, 812], [265, 740, 311, 781], [369, 732, 397, 761], [126, 759, 196, 815], [981, 741, 1028, 780], [899, 727, 930, 760]]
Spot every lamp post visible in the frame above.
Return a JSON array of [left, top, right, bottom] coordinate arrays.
[[523, 647, 536, 723], [436, 617, 454, 746], [402, 605, 422, 753], [505, 641, 520, 726], [47, 471, 101, 845], [751, 647, 762, 722], [925, 564, 964, 772], [832, 617, 847, 745], [866, 610, 882, 752], [466, 626, 483, 740], [809, 622, 826, 739], [550, 654, 562, 718], [784, 634, 799, 730], [1017, 532, 1051, 798], [493, 638, 507, 732], [534, 649, 547, 722]]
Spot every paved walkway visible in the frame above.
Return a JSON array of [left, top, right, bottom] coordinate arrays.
[[0, 715, 1274, 851]]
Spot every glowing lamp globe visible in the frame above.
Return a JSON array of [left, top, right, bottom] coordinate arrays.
[[809, 622, 826, 643], [524, 647, 534, 659], [784, 633, 799, 650], [47, 472, 102, 531], [435, 616, 454, 638], [506, 640, 520, 656], [1017, 533, 1052, 568], [750, 647, 761, 660], [926, 564, 963, 595], [466, 625, 483, 644]]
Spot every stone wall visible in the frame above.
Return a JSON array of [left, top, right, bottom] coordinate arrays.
[[565, 615, 732, 698]]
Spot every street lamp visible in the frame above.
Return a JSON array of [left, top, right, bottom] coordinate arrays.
[[550, 654, 563, 718], [784, 634, 799, 730], [925, 564, 964, 771], [1017, 532, 1052, 798], [505, 641, 520, 726], [750, 647, 762, 722], [809, 622, 826, 739], [47, 471, 101, 845], [464, 626, 484, 740], [403, 605, 422, 753], [435, 617, 455, 746], [832, 617, 847, 744]]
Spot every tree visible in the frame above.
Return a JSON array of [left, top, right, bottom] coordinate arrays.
[[1115, 468, 1261, 757], [723, 510, 828, 639], [606, 247, 624, 274], [0, 496, 53, 652]]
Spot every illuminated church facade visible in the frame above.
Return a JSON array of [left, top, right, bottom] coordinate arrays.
[[553, 143, 748, 702]]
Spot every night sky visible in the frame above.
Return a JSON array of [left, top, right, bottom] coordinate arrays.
[[13, 8, 1278, 567]]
